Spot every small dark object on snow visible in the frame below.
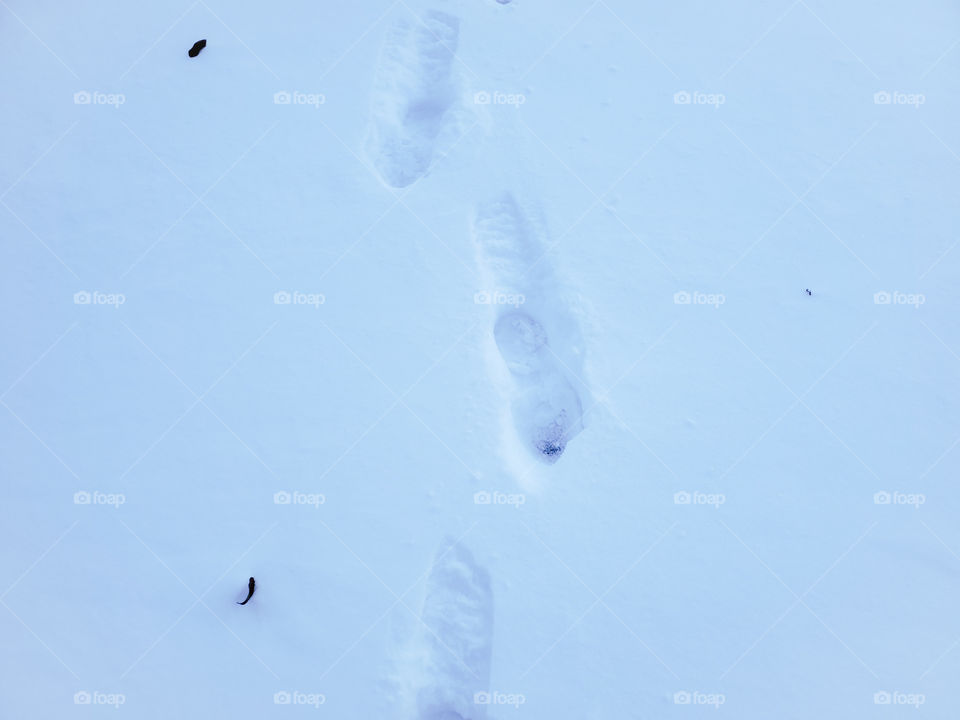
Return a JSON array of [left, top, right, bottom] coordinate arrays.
[[188, 39, 207, 58], [237, 577, 255, 605], [804, 289, 812, 296]]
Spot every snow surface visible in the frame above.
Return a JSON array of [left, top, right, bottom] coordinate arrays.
[[2, 0, 960, 717]]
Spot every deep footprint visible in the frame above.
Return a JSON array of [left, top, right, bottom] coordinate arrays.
[[511, 369, 583, 463], [474, 195, 585, 463], [366, 10, 460, 188], [416, 540, 493, 720]]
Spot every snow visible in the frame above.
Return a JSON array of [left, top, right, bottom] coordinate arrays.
[[1, 0, 959, 717]]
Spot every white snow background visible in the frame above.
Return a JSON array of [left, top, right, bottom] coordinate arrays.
[[1, 0, 959, 717]]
